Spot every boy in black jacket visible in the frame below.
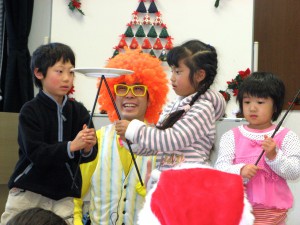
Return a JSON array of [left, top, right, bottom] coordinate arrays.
[[0, 43, 97, 225]]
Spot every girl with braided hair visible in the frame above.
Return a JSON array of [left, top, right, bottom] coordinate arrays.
[[116, 39, 226, 173]]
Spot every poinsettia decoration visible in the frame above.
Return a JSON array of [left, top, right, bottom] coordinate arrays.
[[219, 90, 231, 102], [68, 0, 85, 15], [67, 85, 75, 101], [219, 68, 251, 102]]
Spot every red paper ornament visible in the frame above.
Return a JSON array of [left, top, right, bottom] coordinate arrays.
[[130, 37, 139, 49], [142, 38, 152, 49], [118, 35, 128, 48], [165, 37, 173, 50], [153, 38, 163, 50]]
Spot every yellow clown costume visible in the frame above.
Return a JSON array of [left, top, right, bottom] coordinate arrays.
[[89, 126, 156, 225], [73, 48, 169, 225]]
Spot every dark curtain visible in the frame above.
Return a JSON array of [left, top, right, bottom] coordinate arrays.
[[2, 0, 34, 112], [0, 0, 6, 110]]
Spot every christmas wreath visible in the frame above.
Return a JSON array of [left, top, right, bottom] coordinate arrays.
[[219, 68, 251, 102], [68, 0, 84, 15]]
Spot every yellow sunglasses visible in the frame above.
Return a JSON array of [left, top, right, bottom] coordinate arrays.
[[114, 84, 148, 97]]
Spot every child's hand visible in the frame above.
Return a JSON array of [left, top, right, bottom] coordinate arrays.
[[115, 120, 130, 137], [82, 124, 97, 154], [240, 164, 259, 179], [70, 124, 96, 152], [262, 135, 277, 160], [147, 169, 161, 191]]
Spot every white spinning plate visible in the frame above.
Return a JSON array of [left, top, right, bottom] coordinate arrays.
[[71, 67, 134, 78]]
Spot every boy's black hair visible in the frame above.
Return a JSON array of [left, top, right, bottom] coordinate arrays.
[[158, 40, 218, 129], [31, 42, 75, 89], [237, 72, 285, 121]]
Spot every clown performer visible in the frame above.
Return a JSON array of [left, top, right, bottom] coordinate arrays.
[[73, 48, 169, 225]]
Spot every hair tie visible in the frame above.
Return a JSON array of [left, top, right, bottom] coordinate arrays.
[[183, 104, 191, 112]]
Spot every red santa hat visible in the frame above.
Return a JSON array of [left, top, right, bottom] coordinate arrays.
[[138, 164, 254, 225]]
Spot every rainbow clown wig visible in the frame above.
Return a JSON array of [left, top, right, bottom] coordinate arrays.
[[98, 48, 169, 124]]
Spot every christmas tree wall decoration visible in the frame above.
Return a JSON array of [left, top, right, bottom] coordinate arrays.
[[111, 0, 174, 61]]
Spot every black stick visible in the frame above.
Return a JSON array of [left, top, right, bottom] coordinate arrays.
[[71, 78, 104, 189], [255, 88, 300, 165], [103, 76, 144, 186]]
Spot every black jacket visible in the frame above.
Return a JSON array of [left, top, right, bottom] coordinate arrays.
[[8, 90, 97, 200]]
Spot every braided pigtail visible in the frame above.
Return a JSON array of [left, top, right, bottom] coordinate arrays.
[[156, 109, 185, 130], [156, 83, 208, 130]]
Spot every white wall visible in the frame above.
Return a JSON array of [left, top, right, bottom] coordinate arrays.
[[28, 0, 52, 51], [28, 0, 52, 94], [49, 0, 254, 116]]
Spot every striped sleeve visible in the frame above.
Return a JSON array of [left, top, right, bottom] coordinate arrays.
[[128, 98, 216, 154]]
